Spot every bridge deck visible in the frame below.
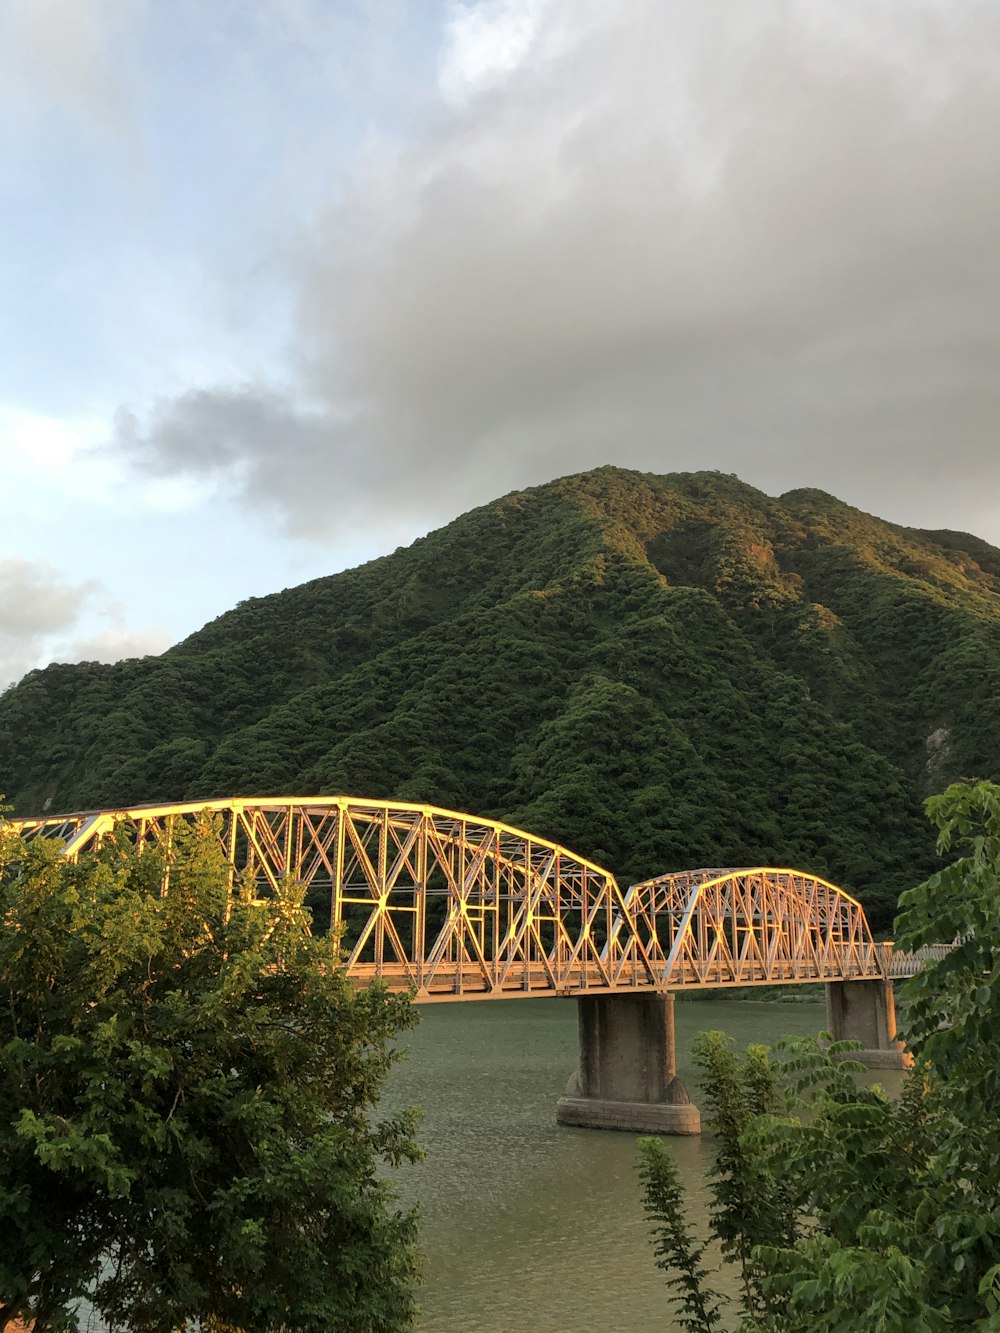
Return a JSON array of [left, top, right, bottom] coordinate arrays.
[[349, 959, 888, 1001]]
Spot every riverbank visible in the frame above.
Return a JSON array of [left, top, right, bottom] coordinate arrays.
[[679, 983, 824, 1003]]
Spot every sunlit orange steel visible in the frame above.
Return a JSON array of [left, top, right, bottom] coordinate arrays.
[[615, 867, 886, 988], [8, 796, 895, 999]]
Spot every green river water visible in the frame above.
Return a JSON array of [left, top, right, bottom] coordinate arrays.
[[383, 996, 839, 1333]]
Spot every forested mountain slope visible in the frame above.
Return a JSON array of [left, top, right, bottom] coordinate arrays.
[[3, 468, 999, 926]]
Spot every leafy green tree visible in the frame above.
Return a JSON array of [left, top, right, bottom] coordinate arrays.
[[0, 811, 420, 1333], [689, 1033, 796, 1321], [637, 1138, 725, 1333], [640, 780, 1000, 1330]]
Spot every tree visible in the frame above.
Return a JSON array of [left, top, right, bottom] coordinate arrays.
[[0, 811, 420, 1333], [640, 780, 1000, 1331]]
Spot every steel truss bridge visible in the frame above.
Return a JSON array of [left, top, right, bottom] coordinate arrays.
[[9, 795, 915, 1000]]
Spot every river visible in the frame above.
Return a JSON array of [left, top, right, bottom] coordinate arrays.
[[68, 994, 857, 1333], [383, 995, 834, 1333]]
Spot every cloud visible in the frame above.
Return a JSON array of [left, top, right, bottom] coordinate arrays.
[[111, 388, 358, 531], [0, 558, 168, 691], [438, 0, 551, 105], [0, 0, 138, 137], [108, 0, 1000, 545], [64, 625, 172, 666], [1, 406, 120, 512]]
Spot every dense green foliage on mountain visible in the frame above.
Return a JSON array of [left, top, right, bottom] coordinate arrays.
[[3, 468, 999, 926]]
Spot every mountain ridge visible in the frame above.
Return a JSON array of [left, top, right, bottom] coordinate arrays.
[[3, 466, 998, 927]]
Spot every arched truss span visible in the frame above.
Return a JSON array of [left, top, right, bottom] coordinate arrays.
[[9, 796, 627, 1000], [7, 800, 888, 998], [614, 867, 884, 988]]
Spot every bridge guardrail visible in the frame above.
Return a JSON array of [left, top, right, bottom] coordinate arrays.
[[878, 941, 956, 978]]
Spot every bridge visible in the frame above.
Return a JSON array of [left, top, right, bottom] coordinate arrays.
[[8, 794, 914, 1134]]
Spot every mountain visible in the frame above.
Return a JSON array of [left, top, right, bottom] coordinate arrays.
[[3, 467, 999, 927]]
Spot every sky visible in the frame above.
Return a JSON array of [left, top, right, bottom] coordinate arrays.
[[3, 0, 1000, 690]]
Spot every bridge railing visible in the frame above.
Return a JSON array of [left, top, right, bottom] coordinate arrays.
[[877, 941, 955, 979]]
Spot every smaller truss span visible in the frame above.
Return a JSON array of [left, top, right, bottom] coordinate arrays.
[[614, 866, 883, 988]]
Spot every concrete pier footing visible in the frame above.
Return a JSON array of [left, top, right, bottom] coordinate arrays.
[[555, 979, 909, 1135], [825, 979, 912, 1070], [556, 992, 701, 1135]]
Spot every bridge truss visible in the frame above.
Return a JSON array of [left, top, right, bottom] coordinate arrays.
[[8, 795, 888, 999]]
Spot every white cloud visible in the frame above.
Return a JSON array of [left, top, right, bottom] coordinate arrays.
[[1, 406, 119, 511], [439, 0, 550, 105], [0, 557, 168, 691], [63, 625, 171, 666]]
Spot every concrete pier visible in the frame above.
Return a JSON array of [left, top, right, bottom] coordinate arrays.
[[825, 979, 912, 1069], [556, 992, 701, 1134]]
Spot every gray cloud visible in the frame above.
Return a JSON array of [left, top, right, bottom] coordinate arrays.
[[0, 558, 169, 691], [111, 0, 1000, 546], [112, 389, 362, 532]]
